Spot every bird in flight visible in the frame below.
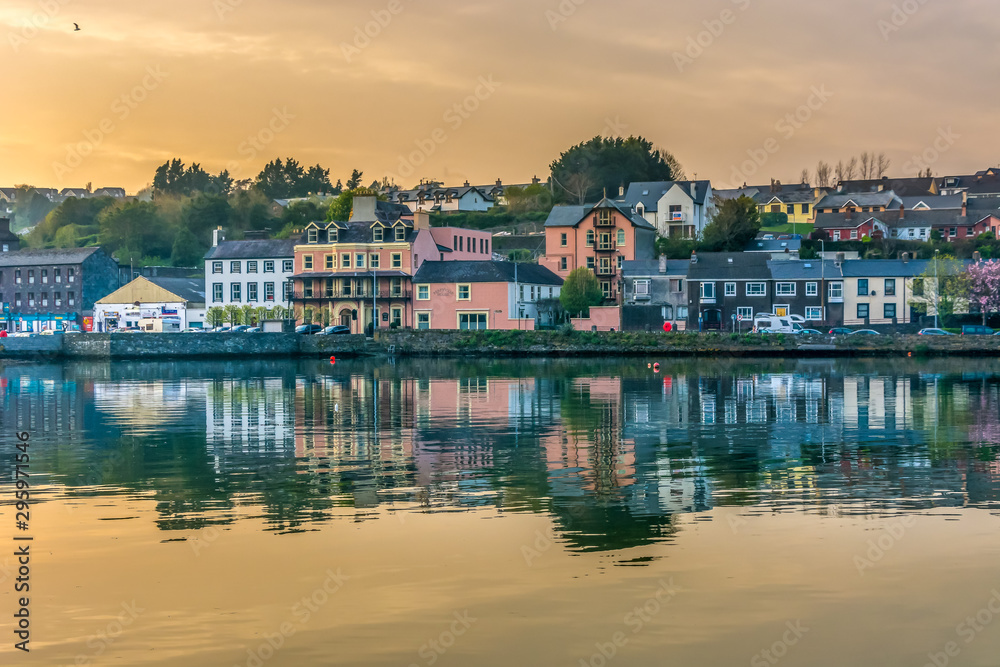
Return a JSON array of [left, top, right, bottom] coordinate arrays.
[[73, 23, 80, 31]]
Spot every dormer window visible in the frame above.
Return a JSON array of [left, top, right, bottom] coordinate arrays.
[[327, 229, 338, 243], [395, 226, 405, 242], [373, 226, 383, 242], [307, 229, 318, 243]]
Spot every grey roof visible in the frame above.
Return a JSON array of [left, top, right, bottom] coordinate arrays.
[[816, 209, 984, 231], [0, 246, 104, 267], [815, 191, 902, 209], [899, 195, 964, 210], [713, 187, 760, 201], [621, 259, 690, 277], [623, 180, 712, 210], [389, 185, 494, 204], [840, 259, 933, 277], [813, 212, 883, 230], [204, 239, 297, 260], [412, 261, 563, 286], [148, 277, 205, 304], [767, 260, 843, 280], [754, 188, 818, 205], [686, 252, 772, 281], [543, 200, 655, 230], [745, 238, 802, 253], [835, 177, 937, 197], [295, 220, 416, 245]]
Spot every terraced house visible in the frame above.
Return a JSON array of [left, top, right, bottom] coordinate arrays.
[[291, 196, 491, 333]]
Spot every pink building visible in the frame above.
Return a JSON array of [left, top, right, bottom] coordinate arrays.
[[410, 261, 563, 330], [539, 197, 657, 302], [291, 198, 492, 331]]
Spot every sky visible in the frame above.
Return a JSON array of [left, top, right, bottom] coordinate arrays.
[[1, 0, 998, 194]]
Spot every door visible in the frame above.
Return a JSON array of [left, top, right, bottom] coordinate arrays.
[[703, 309, 722, 330], [339, 311, 351, 327], [774, 306, 788, 317]]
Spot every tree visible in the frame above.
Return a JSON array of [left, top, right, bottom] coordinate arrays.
[[27, 196, 115, 248], [860, 152, 873, 180], [504, 184, 553, 214], [549, 135, 676, 204], [912, 255, 968, 323], [655, 146, 687, 180], [559, 267, 604, 316], [345, 169, 364, 190], [325, 187, 380, 222], [815, 161, 832, 188], [966, 259, 1000, 325], [253, 158, 332, 198], [206, 307, 225, 328], [876, 152, 891, 178], [152, 159, 231, 197], [702, 196, 761, 251], [240, 304, 255, 326], [11, 187, 57, 231], [223, 304, 242, 325], [98, 201, 161, 257], [181, 193, 231, 246], [799, 168, 810, 185], [170, 226, 202, 266], [835, 157, 858, 182]]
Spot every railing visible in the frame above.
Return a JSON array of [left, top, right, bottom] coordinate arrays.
[[292, 289, 412, 300], [594, 214, 615, 227], [594, 242, 617, 252], [668, 212, 687, 222], [595, 265, 617, 276]]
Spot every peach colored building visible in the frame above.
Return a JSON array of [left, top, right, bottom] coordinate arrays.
[[539, 197, 657, 302], [411, 261, 562, 330], [291, 198, 492, 332]]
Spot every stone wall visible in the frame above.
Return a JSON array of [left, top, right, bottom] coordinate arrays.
[[0, 336, 63, 357]]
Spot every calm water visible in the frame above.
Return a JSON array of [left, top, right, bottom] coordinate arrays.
[[2, 356, 1000, 666]]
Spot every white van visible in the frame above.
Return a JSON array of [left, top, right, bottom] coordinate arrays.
[[753, 315, 796, 333]]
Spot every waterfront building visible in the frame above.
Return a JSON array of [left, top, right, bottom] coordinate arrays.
[[620, 256, 690, 331], [204, 229, 297, 311], [94, 275, 206, 331]]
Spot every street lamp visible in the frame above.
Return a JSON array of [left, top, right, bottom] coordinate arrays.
[[934, 248, 940, 329], [820, 239, 825, 323]]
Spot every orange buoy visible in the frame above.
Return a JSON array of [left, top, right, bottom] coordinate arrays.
[[330, 356, 336, 364], [653, 362, 660, 373]]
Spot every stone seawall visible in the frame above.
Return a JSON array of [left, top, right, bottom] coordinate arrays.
[[0, 333, 366, 359]]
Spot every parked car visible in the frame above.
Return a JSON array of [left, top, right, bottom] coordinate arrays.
[[213, 326, 232, 333], [245, 327, 262, 333], [797, 328, 824, 335], [918, 328, 955, 336], [230, 325, 251, 333], [318, 325, 351, 335], [11, 332, 36, 337], [850, 329, 882, 335], [829, 328, 853, 335], [181, 328, 203, 333], [295, 324, 323, 335], [113, 327, 142, 333], [961, 325, 994, 335]]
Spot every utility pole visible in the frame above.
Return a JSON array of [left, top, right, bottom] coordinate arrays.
[[934, 249, 940, 329]]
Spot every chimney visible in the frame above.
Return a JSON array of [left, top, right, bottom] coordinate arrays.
[[899, 202, 905, 220], [901, 252, 909, 263], [659, 254, 667, 274], [814, 187, 822, 199], [413, 210, 430, 230], [690, 251, 698, 264], [464, 180, 470, 187], [619, 185, 625, 197], [349, 194, 377, 222], [212, 227, 225, 247], [495, 178, 502, 187], [974, 250, 982, 262], [532, 175, 540, 185], [962, 190, 968, 216], [690, 182, 697, 198]]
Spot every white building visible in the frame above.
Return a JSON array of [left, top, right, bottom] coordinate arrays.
[[94, 276, 205, 331], [204, 230, 296, 310], [623, 180, 715, 239]]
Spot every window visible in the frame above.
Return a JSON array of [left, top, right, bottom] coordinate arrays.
[[395, 226, 406, 242], [248, 283, 258, 301], [390, 278, 402, 297], [746, 282, 766, 296], [677, 306, 689, 319], [857, 304, 869, 319], [806, 282, 818, 297], [54, 268, 61, 283], [41, 269, 48, 284], [850, 230, 859, 240], [829, 282, 843, 300], [884, 279, 896, 296], [283, 281, 292, 301], [231, 283, 242, 301], [459, 313, 487, 330], [14, 293, 20, 307], [617, 229, 626, 247], [559, 258, 568, 271], [833, 231, 841, 241], [672, 279, 683, 292], [776, 282, 795, 297], [356, 253, 366, 269], [884, 303, 897, 319], [771, 204, 780, 213], [724, 282, 736, 296], [264, 261, 274, 273], [307, 229, 318, 243], [737, 306, 753, 320], [370, 254, 380, 269], [857, 279, 869, 296], [247, 261, 258, 273], [634, 280, 650, 296], [599, 281, 610, 297], [806, 307, 823, 320], [586, 257, 595, 270], [67, 292, 75, 306], [457, 284, 470, 300], [787, 205, 795, 215], [28, 293, 34, 307], [325, 254, 335, 270], [231, 261, 241, 273], [303, 255, 313, 270], [373, 226, 383, 242], [417, 285, 430, 300], [54, 292, 61, 307], [949, 227, 957, 237], [304, 281, 314, 298], [324, 278, 335, 298], [341, 279, 351, 297], [41, 294, 47, 307], [560, 233, 567, 247], [327, 228, 338, 243], [68, 268, 75, 283], [212, 283, 223, 302], [391, 253, 402, 269], [391, 307, 402, 326], [14, 270, 20, 284], [28, 270, 34, 284], [586, 230, 594, 247], [341, 253, 351, 269], [265, 282, 275, 301], [801, 204, 809, 214], [417, 312, 430, 330], [700, 282, 715, 299], [212, 261, 223, 274], [283, 260, 293, 273]]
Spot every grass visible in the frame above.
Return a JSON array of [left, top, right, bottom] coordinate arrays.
[[759, 223, 814, 237]]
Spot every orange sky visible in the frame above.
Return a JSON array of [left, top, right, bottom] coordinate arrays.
[[2, 0, 998, 194]]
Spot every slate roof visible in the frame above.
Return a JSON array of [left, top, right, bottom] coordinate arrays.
[[899, 195, 964, 210], [412, 261, 563, 286], [295, 220, 416, 245], [0, 246, 104, 267], [815, 191, 902, 209], [713, 187, 760, 201], [686, 252, 772, 281], [754, 186, 819, 205], [767, 260, 843, 280], [623, 180, 712, 210], [204, 239, 297, 260], [836, 177, 937, 197], [621, 259, 690, 277], [813, 212, 883, 230], [543, 201, 655, 230], [839, 259, 934, 278], [745, 238, 802, 253], [148, 277, 205, 303], [388, 185, 494, 204], [815, 209, 985, 231]]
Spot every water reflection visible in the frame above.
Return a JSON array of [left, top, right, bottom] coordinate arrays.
[[4, 357, 1000, 552]]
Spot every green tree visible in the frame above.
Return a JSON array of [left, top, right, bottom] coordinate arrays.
[[911, 255, 969, 323], [702, 196, 761, 251], [28, 196, 114, 248], [345, 168, 364, 190], [181, 193, 231, 245], [170, 226, 203, 266], [240, 304, 255, 326], [98, 201, 161, 257], [206, 307, 225, 328], [223, 304, 242, 325], [549, 135, 677, 204], [254, 158, 332, 198], [559, 267, 604, 316], [325, 187, 381, 222], [759, 211, 789, 228], [228, 188, 275, 233], [153, 159, 231, 197], [504, 184, 553, 214]]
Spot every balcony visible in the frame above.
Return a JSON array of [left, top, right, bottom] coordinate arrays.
[[594, 213, 616, 227], [293, 289, 412, 301], [668, 212, 687, 222], [595, 265, 617, 276], [594, 242, 618, 252]]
